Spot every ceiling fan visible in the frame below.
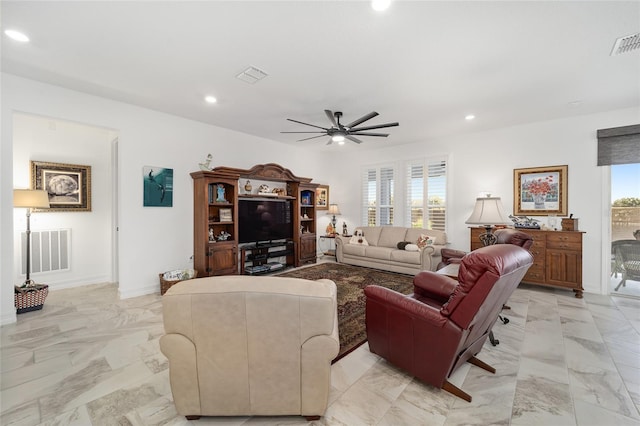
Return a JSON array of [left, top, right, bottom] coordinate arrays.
[[282, 110, 399, 145]]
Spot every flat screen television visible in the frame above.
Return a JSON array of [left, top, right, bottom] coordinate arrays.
[[238, 198, 293, 244]]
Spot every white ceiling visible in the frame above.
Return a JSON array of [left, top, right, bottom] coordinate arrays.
[[2, 1, 639, 150]]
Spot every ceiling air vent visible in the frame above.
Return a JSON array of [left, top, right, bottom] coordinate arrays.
[[236, 66, 268, 84], [610, 32, 640, 56]]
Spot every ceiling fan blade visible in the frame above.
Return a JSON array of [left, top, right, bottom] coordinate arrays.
[[281, 131, 326, 134], [345, 111, 379, 128], [326, 138, 333, 145], [349, 132, 389, 137], [350, 122, 399, 132], [345, 135, 363, 144], [298, 134, 330, 142], [324, 110, 338, 127], [286, 118, 328, 131]]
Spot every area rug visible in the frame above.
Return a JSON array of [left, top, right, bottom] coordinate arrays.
[[278, 263, 414, 362]]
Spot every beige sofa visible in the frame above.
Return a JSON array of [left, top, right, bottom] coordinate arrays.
[[335, 226, 447, 274], [160, 275, 340, 421]]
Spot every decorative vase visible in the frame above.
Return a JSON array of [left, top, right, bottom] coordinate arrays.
[[244, 180, 252, 193], [533, 193, 547, 209]]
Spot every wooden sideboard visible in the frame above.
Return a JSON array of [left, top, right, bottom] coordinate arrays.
[[470, 227, 585, 298]]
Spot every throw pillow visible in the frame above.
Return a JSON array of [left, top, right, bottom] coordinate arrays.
[[397, 241, 410, 250], [349, 234, 369, 246], [416, 234, 434, 249], [405, 244, 419, 251]]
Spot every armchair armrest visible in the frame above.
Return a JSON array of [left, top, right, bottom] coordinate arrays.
[[364, 285, 447, 327], [440, 248, 467, 265], [413, 271, 457, 301]]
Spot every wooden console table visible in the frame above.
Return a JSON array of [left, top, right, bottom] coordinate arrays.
[[470, 227, 585, 298]]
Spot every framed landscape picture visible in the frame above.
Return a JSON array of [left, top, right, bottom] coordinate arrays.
[[30, 160, 92, 212], [514, 165, 568, 216], [315, 185, 329, 210]]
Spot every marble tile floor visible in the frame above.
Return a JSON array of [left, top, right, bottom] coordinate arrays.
[[1, 281, 639, 426]]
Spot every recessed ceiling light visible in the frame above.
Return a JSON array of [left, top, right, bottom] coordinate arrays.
[[371, 0, 391, 12], [204, 96, 217, 104], [4, 29, 30, 43], [465, 114, 475, 121]]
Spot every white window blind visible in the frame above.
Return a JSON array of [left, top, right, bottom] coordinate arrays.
[[404, 157, 447, 231], [361, 165, 395, 226]]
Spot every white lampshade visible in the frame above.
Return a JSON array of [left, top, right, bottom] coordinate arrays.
[[327, 204, 341, 215], [13, 189, 50, 209], [465, 197, 510, 226]]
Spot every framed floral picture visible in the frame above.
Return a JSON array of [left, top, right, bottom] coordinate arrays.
[[514, 165, 568, 216], [315, 185, 329, 210], [30, 160, 92, 212]]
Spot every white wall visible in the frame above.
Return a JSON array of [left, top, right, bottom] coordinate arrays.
[[2, 72, 637, 325], [327, 107, 640, 296], [1, 74, 327, 325], [13, 113, 115, 289]]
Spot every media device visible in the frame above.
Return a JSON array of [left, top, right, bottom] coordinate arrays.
[[238, 198, 293, 244]]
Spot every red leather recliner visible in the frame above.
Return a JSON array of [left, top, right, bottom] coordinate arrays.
[[364, 244, 533, 402], [437, 228, 533, 270]]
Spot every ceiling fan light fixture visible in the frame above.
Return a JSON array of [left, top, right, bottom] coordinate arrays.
[[332, 134, 345, 143]]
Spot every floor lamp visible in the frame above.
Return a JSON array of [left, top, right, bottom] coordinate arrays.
[[14, 189, 50, 287], [465, 196, 510, 246]]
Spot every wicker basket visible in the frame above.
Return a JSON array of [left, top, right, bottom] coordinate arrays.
[[160, 269, 198, 295], [15, 284, 49, 314]]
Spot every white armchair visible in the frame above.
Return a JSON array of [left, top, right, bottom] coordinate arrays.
[[160, 275, 339, 421]]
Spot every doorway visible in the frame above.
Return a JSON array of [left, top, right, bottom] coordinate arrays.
[[610, 163, 640, 297]]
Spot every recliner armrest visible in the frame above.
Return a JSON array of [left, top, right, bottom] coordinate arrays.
[[413, 271, 457, 300], [364, 285, 447, 326]]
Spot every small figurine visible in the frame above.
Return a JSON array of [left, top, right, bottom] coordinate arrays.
[[244, 180, 252, 193], [217, 230, 231, 241], [326, 223, 335, 236], [342, 221, 348, 236], [258, 184, 270, 194], [209, 228, 215, 242], [216, 184, 226, 202], [199, 154, 213, 171]]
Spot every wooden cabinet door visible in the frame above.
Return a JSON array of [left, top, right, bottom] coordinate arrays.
[[208, 242, 238, 275], [299, 235, 317, 264], [546, 249, 582, 288]]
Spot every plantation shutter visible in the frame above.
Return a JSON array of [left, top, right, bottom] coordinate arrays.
[[362, 168, 377, 226], [405, 163, 425, 228], [427, 158, 447, 231], [597, 124, 640, 166], [380, 167, 394, 225]]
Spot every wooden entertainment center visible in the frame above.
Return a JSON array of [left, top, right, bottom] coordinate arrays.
[[191, 163, 318, 276]]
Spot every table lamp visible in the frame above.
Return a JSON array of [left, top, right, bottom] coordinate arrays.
[[327, 204, 341, 235], [465, 196, 510, 246], [14, 189, 50, 287]]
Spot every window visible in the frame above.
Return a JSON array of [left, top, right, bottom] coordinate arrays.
[[405, 157, 447, 231], [362, 165, 394, 226], [362, 156, 447, 230]]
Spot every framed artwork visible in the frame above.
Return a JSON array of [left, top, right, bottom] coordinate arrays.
[[301, 193, 311, 206], [514, 165, 568, 216], [30, 161, 92, 212], [219, 208, 232, 222], [315, 185, 329, 210], [144, 166, 173, 207]]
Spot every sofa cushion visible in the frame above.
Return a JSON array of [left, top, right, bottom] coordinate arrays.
[[390, 249, 421, 265], [378, 227, 408, 248], [364, 246, 393, 261]]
